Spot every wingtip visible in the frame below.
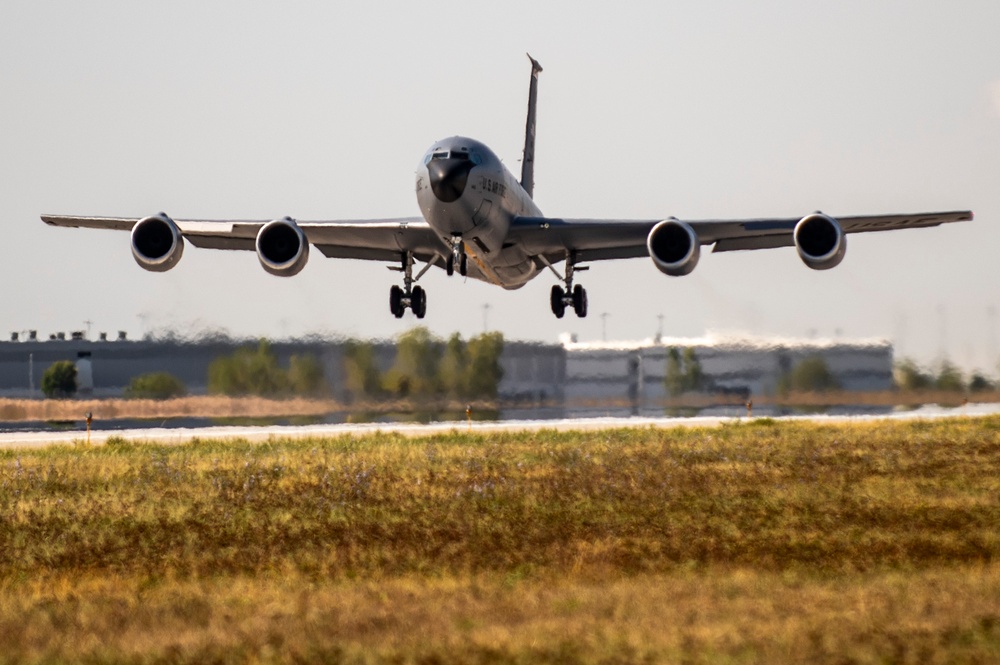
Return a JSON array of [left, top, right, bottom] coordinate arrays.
[[526, 53, 543, 73]]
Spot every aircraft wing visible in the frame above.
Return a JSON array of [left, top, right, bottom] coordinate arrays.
[[508, 210, 974, 263], [40, 214, 444, 263]]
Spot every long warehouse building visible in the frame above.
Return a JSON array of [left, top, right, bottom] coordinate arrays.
[[0, 331, 891, 408]]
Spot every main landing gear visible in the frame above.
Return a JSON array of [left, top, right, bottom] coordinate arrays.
[[541, 255, 588, 319], [388, 252, 433, 319]]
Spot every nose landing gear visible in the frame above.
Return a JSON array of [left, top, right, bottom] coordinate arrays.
[[541, 254, 588, 318], [445, 236, 468, 277]]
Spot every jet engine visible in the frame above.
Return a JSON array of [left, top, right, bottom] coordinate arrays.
[[647, 219, 700, 276], [794, 213, 846, 270], [256, 217, 309, 277], [131, 213, 184, 272]]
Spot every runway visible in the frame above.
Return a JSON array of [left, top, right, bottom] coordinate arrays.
[[0, 402, 997, 450]]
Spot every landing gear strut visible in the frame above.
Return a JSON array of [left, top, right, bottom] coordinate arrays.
[[445, 236, 468, 277], [541, 254, 588, 319], [388, 252, 432, 318]]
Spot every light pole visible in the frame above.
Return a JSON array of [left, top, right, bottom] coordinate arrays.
[[937, 303, 947, 363], [482, 303, 491, 333], [988, 305, 997, 368]]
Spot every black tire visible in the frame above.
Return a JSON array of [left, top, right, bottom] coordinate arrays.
[[550, 285, 566, 318], [573, 284, 588, 318], [389, 285, 404, 318], [459, 252, 468, 277], [412, 285, 427, 319], [446, 254, 455, 276]]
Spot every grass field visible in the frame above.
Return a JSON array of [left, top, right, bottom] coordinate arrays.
[[1, 418, 999, 662]]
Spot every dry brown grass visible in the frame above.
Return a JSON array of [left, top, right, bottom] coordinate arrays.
[[760, 389, 1000, 408], [0, 389, 994, 424], [0, 395, 343, 421], [0, 418, 999, 662], [574, 389, 1000, 411], [0, 395, 505, 422], [2, 568, 997, 663]]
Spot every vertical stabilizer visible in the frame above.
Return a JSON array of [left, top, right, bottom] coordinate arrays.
[[521, 54, 543, 199]]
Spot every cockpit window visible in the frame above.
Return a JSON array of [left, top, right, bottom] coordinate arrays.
[[425, 149, 479, 164]]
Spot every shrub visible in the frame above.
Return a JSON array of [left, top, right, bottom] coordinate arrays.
[[208, 340, 326, 396], [378, 328, 504, 401], [41, 360, 77, 399], [935, 360, 965, 392], [124, 372, 186, 399], [287, 354, 325, 395], [969, 373, 995, 392], [895, 358, 933, 391], [383, 327, 442, 398], [208, 340, 288, 396], [343, 340, 382, 399], [439, 333, 469, 398], [665, 347, 704, 396], [780, 357, 839, 394], [465, 332, 504, 399]]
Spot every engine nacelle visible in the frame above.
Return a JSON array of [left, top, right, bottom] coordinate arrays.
[[256, 217, 309, 277], [647, 219, 700, 276], [131, 213, 184, 272], [794, 213, 846, 270]]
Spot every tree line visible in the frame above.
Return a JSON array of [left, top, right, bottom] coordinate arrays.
[[39, 329, 504, 401], [894, 358, 996, 393], [207, 340, 324, 396], [343, 327, 504, 401]]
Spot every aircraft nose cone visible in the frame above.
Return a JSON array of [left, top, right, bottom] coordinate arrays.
[[428, 158, 475, 203]]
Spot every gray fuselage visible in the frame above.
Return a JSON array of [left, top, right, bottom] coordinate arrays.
[[415, 136, 543, 289]]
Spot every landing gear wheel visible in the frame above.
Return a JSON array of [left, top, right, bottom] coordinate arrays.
[[550, 285, 566, 318], [412, 285, 427, 319], [572, 285, 588, 318], [446, 254, 455, 276], [389, 285, 404, 318], [459, 252, 468, 277]]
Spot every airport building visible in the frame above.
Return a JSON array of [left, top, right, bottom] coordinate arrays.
[[563, 332, 894, 410], [0, 332, 566, 402], [0, 334, 329, 398], [0, 330, 889, 407]]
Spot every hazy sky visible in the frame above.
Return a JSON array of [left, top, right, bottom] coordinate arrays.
[[2, 1, 998, 371]]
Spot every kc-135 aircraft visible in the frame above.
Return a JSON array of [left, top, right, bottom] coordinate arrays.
[[43, 55, 972, 320]]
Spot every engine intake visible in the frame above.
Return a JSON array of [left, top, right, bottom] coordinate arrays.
[[794, 213, 845, 270], [256, 217, 309, 277], [647, 219, 700, 276], [131, 213, 184, 272]]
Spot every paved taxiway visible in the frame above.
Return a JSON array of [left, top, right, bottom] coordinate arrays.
[[1, 403, 998, 450]]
